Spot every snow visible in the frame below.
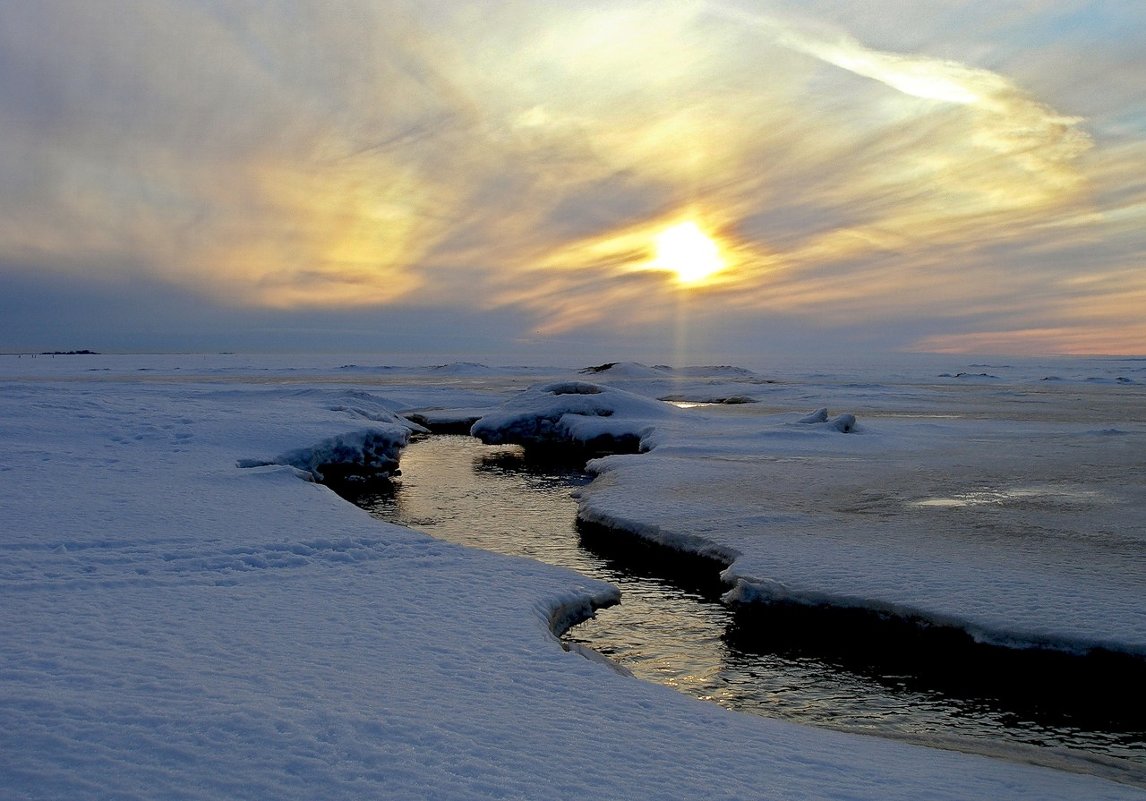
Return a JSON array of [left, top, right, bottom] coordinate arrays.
[[1, 354, 1144, 800], [264, 428, 407, 480], [578, 360, 776, 405], [471, 380, 675, 454], [574, 367, 1146, 657]]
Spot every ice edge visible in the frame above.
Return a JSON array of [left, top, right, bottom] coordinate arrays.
[[577, 498, 1146, 661]]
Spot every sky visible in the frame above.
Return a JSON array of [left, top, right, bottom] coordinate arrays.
[[1, 0, 1144, 360]]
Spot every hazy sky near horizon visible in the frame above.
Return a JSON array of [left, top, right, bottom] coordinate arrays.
[[2, 0, 1144, 358]]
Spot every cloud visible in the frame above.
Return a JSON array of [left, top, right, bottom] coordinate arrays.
[[0, 1, 488, 305], [0, 0, 1144, 355], [0, 260, 540, 356]]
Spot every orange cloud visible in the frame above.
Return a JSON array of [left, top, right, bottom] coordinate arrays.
[[1, 1, 1144, 354]]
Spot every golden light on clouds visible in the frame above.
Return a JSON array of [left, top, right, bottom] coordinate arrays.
[[2, 1, 1145, 354], [912, 325, 1146, 357], [458, 0, 1139, 352]]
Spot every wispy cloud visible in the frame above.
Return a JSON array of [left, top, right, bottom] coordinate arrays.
[[1, 0, 1144, 354]]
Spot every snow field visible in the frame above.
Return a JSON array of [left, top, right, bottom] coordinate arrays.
[[576, 413, 1146, 656], [2, 356, 1143, 799]]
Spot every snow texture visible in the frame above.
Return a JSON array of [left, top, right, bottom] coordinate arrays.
[[471, 380, 675, 454], [1, 354, 1144, 800], [575, 365, 1146, 658], [262, 428, 411, 480]]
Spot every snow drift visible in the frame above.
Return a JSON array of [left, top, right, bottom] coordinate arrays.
[[470, 380, 676, 456]]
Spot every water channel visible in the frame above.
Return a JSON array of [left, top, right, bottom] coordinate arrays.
[[332, 434, 1144, 787]]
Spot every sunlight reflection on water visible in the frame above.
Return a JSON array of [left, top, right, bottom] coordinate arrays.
[[343, 435, 1144, 786]]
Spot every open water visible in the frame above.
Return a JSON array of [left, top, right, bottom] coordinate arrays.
[[338, 434, 1144, 787]]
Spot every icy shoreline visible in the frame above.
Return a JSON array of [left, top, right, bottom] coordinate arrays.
[[579, 487, 1146, 659], [462, 364, 1146, 662], [2, 354, 1144, 799], [571, 511, 1145, 772], [574, 437, 1146, 660]]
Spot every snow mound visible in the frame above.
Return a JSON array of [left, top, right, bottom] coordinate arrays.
[[471, 380, 675, 455], [580, 362, 670, 378], [672, 365, 766, 379], [797, 408, 858, 432], [798, 408, 830, 423], [322, 391, 428, 430], [264, 427, 410, 481], [430, 361, 492, 374]]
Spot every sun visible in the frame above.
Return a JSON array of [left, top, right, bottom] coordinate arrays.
[[653, 222, 725, 285]]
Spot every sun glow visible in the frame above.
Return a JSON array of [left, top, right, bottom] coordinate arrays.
[[653, 222, 725, 285]]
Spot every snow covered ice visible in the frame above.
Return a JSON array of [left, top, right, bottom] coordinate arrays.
[[567, 361, 1146, 658], [1, 354, 1144, 799], [470, 379, 675, 455]]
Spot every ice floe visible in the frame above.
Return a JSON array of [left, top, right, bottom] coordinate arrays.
[[577, 405, 1146, 657]]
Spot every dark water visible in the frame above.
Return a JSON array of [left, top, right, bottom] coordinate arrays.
[[336, 435, 1145, 787]]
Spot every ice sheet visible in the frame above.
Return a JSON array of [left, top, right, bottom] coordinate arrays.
[[571, 364, 1146, 656], [2, 354, 1143, 799]]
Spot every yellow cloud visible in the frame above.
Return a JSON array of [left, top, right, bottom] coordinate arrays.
[[912, 325, 1146, 356], [470, 4, 1104, 335], [3, 1, 1140, 355]]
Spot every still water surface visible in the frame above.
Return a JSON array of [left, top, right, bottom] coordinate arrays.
[[341, 434, 1144, 785]]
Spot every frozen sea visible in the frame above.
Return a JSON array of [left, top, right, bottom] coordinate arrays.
[[341, 433, 1143, 778], [1, 352, 1143, 799]]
